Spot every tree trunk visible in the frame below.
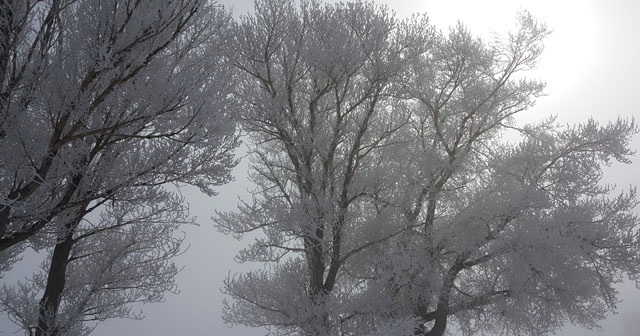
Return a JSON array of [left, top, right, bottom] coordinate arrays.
[[424, 303, 448, 336], [36, 230, 74, 336], [35, 206, 86, 336]]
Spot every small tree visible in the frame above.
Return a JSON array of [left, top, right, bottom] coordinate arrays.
[[218, 1, 640, 336]]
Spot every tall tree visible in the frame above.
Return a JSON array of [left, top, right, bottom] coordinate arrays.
[[217, 0, 430, 335], [350, 14, 640, 336], [0, 0, 239, 335], [218, 1, 640, 336]]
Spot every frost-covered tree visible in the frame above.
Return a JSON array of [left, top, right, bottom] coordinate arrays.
[[0, 0, 237, 256], [349, 14, 640, 335], [218, 1, 640, 336], [0, 0, 239, 335], [1, 186, 188, 336], [217, 0, 430, 335], [214, 0, 463, 334]]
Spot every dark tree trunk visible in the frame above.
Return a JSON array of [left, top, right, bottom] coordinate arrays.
[[35, 203, 87, 336], [424, 303, 448, 336], [36, 229, 74, 336]]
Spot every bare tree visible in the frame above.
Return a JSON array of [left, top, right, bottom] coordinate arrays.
[[218, 2, 640, 336], [0, 0, 239, 335], [217, 0, 430, 335]]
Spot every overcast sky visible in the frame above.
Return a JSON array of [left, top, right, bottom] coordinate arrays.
[[3, 1, 639, 336]]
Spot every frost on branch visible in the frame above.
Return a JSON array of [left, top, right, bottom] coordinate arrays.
[[0, 0, 240, 335], [1, 187, 189, 336], [0, 0, 238, 256], [218, 2, 640, 336], [216, 0, 432, 334]]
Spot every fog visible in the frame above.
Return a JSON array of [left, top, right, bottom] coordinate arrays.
[[2, 1, 639, 336]]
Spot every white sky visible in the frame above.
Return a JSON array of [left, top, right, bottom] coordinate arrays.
[[2, 1, 638, 336]]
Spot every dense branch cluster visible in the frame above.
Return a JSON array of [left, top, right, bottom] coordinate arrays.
[[0, 1, 239, 335], [216, 1, 640, 336]]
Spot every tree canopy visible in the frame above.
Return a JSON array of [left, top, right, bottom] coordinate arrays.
[[0, 0, 239, 335], [217, 1, 640, 336]]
